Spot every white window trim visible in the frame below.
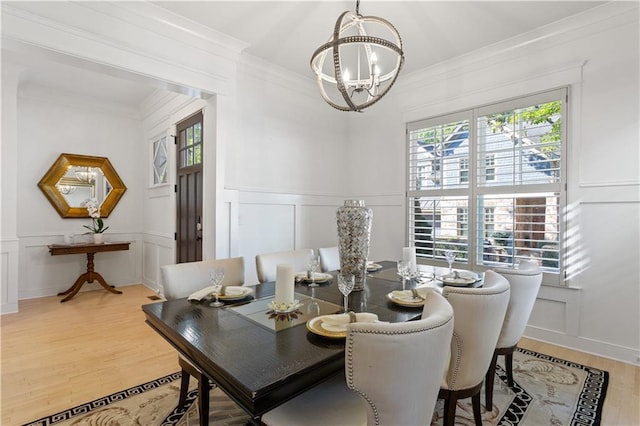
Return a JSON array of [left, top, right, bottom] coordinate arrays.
[[406, 88, 568, 286]]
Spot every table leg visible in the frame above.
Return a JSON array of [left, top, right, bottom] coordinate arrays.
[[57, 252, 123, 302]]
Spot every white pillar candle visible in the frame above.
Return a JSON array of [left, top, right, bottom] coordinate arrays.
[[275, 264, 295, 305], [403, 246, 417, 273]]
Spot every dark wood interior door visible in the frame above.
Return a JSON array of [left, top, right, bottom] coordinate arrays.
[[176, 111, 203, 263]]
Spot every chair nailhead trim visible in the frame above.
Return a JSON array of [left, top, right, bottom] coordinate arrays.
[[346, 316, 454, 425]]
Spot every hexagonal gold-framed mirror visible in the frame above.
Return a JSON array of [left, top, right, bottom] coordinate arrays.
[[38, 153, 127, 218]]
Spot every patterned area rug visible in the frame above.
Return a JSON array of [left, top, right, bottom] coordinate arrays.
[[23, 348, 608, 426]]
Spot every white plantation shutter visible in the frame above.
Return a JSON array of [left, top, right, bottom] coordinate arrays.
[[407, 88, 566, 283]]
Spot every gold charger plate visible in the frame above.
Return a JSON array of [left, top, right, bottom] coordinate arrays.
[[306, 315, 347, 339], [217, 287, 254, 301]]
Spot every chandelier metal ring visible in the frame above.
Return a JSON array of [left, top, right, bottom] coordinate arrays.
[[310, 6, 404, 112]]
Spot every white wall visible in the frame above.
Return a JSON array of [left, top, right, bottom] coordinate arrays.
[[348, 3, 640, 364], [14, 83, 144, 300]]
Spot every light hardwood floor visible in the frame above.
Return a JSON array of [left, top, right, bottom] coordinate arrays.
[[1, 284, 639, 425]]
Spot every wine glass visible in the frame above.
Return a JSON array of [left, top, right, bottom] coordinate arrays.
[[209, 267, 225, 307], [337, 273, 355, 313], [444, 250, 456, 273], [307, 286, 320, 316], [307, 253, 320, 287], [397, 260, 409, 290]]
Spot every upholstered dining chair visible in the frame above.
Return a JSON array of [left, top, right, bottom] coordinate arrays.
[[255, 249, 314, 283], [485, 260, 543, 409], [160, 256, 245, 425], [439, 270, 510, 426], [261, 291, 454, 426], [318, 246, 340, 272]]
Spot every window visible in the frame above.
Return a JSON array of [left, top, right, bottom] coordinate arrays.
[[457, 207, 469, 237], [407, 89, 565, 282], [484, 207, 495, 237], [178, 119, 203, 168], [152, 136, 168, 185], [484, 154, 496, 182], [459, 158, 469, 184]]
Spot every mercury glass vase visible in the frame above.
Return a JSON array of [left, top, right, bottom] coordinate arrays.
[[336, 200, 373, 291]]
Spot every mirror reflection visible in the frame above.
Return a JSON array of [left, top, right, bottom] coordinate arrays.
[[55, 166, 113, 208]]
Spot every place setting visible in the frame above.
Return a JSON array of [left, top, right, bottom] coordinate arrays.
[[386, 287, 433, 308], [295, 252, 333, 286], [186, 268, 254, 306], [305, 273, 382, 339]]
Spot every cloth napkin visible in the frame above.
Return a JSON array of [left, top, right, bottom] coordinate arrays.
[[321, 312, 378, 332], [188, 286, 245, 301], [391, 287, 429, 303], [295, 272, 330, 281]]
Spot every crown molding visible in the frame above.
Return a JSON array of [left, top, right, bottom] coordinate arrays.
[[1, 2, 242, 95], [396, 2, 638, 94]]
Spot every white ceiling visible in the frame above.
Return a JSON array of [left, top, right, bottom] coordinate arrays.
[[152, 1, 605, 77], [7, 1, 606, 108]]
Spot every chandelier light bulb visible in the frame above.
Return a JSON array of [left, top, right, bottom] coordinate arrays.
[[343, 69, 351, 83]]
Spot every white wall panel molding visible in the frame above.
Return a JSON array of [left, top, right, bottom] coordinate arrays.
[[231, 186, 357, 200], [520, 285, 640, 363], [19, 82, 141, 119], [141, 232, 173, 294], [0, 239, 19, 314], [2, 2, 239, 95]]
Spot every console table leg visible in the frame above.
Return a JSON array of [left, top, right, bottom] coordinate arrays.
[[59, 273, 91, 302], [58, 252, 123, 302], [91, 272, 123, 295]]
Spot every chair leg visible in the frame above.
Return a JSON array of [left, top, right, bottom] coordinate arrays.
[[198, 376, 210, 426], [178, 367, 190, 408], [485, 351, 498, 409], [505, 351, 514, 387], [442, 391, 458, 426], [472, 391, 482, 426]]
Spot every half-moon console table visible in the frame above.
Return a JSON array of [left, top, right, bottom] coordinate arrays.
[[48, 241, 131, 303]]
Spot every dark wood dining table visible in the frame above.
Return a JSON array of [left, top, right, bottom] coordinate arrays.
[[141, 261, 480, 423]]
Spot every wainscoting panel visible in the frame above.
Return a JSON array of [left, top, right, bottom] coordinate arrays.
[[140, 232, 174, 295], [1, 238, 19, 313], [529, 298, 569, 334], [238, 202, 296, 285]]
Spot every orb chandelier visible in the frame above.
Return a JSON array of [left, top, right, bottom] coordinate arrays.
[[310, 0, 404, 112]]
